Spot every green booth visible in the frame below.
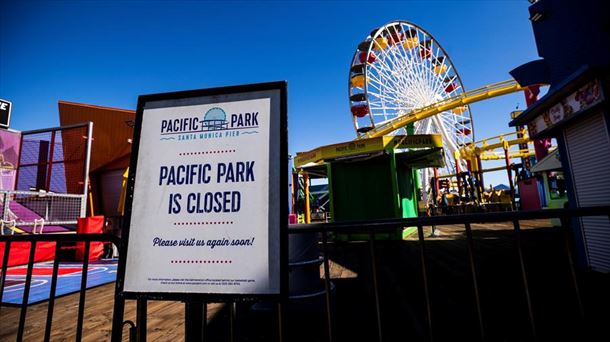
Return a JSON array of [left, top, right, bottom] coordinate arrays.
[[295, 135, 444, 240]]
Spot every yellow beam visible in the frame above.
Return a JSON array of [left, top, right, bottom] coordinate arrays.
[[480, 151, 536, 160], [481, 165, 513, 173], [436, 165, 509, 179], [359, 80, 524, 139], [474, 128, 527, 146], [437, 163, 528, 179], [478, 137, 531, 152], [459, 135, 533, 160]]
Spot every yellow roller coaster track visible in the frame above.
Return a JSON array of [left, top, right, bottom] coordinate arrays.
[[458, 127, 535, 160], [357, 79, 524, 139], [479, 149, 536, 161], [471, 129, 529, 151]]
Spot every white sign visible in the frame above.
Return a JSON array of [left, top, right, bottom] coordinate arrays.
[[122, 83, 286, 298]]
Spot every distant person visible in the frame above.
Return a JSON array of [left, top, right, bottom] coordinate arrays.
[[519, 168, 529, 181]]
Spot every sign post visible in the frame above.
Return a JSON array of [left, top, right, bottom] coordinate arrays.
[[112, 82, 288, 341]]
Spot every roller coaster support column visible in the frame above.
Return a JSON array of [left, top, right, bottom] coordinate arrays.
[[503, 141, 516, 210], [303, 173, 311, 224], [476, 153, 484, 201], [454, 151, 462, 198], [469, 148, 483, 203]]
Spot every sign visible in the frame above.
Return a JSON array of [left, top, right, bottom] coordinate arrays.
[[527, 79, 604, 138], [120, 82, 287, 301], [0, 99, 11, 129], [294, 134, 442, 167]]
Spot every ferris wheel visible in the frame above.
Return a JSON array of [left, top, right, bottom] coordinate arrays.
[[348, 20, 474, 182]]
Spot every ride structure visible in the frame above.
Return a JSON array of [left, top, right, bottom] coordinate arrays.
[[431, 128, 538, 213], [348, 20, 476, 199], [294, 20, 541, 229]]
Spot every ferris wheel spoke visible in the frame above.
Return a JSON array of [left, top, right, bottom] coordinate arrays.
[[369, 65, 403, 92], [368, 87, 403, 121], [367, 88, 410, 106], [392, 25, 423, 89], [350, 20, 474, 177], [427, 44, 444, 93], [423, 117, 433, 134], [414, 31, 431, 93], [367, 64, 406, 97], [370, 56, 411, 93], [368, 46, 406, 83], [382, 42, 417, 90], [432, 114, 460, 173], [375, 43, 409, 82], [367, 77, 405, 106], [395, 32, 428, 101], [432, 115, 461, 159], [367, 87, 405, 111]]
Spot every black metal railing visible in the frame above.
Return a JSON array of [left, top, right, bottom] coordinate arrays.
[[114, 205, 608, 342], [0, 233, 120, 342], [287, 205, 610, 342], [2, 206, 609, 341]]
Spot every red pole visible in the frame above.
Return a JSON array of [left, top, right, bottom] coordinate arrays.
[[524, 86, 551, 161]]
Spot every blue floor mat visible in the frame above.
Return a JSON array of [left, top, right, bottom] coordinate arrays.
[[1, 259, 117, 305]]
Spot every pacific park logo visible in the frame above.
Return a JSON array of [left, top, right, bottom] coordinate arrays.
[[159, 107, 259, 141]]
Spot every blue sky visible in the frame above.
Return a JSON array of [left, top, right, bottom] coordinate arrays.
[[1, 0, 540, 186]]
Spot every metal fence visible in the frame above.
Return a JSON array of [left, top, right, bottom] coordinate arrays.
[[1, 206, 609, 341], [287, 205, 610, 342], [109, 205, 608, 342], [0, 233, 120, 342], [1, 190, 86, 230], [16, 123, 92, 196]]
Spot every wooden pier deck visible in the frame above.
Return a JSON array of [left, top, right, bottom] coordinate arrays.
[[2, 219, 609, 341]]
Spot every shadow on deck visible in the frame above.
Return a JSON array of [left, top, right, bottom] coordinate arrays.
[[205, 220, 610, 341]]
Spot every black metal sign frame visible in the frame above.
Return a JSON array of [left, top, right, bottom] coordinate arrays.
[[114, 81, 288, 303]]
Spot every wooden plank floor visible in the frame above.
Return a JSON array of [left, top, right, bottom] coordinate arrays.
[[0, 282, 223, 341], [2, 219, 609, 341]]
